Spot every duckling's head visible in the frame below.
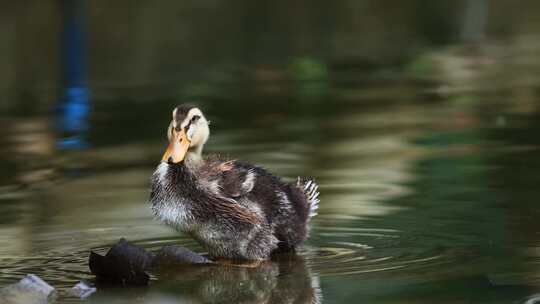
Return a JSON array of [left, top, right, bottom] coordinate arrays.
[[162, 104, 210, 164]]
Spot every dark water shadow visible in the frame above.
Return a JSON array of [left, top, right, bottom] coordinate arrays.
[[86, 252, 321, 304]]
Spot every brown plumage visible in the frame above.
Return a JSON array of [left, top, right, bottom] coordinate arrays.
[[149, 105, 320, 261]]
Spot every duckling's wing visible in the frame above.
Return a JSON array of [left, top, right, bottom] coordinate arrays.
[[218, 164, 256, 199], [196, 158, 256, 200]]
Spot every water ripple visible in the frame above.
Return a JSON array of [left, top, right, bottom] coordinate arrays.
[[303, 226, 451, 278]]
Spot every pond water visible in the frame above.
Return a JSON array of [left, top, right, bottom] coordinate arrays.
[[1, 54, 540, 303]]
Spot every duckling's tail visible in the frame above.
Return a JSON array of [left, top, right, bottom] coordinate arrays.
[[297, 177, 320, 220]]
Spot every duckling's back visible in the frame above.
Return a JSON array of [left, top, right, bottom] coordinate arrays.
[[228, 162, 320, 250]]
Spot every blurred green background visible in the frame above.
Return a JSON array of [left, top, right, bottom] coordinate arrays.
[[1, 0, 539, 110]]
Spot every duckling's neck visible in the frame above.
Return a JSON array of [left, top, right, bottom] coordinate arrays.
[[184, 145, 204, 170]]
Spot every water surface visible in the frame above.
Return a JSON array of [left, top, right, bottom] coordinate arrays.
[[1, 64, 540, 303]]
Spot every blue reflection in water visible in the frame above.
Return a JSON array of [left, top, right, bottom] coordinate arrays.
[[57, 87, 89, 149], [56, 0, 90, 150]]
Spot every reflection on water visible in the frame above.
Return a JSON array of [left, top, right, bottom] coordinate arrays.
[[2, 48, 540, 303], [148, 253, 320, 304], [78, 244, 322, 304]]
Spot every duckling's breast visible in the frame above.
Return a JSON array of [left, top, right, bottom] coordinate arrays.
[[149, 162, 196, 232], [151, 198, 194, 232]]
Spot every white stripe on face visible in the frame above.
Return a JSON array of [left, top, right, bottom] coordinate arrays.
[[173, 107, 209, 148], [181, 108, 204, 129]]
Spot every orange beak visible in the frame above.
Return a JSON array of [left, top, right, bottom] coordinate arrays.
[[162, 128, 191, 163]]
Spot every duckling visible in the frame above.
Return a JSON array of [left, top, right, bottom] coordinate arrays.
[[149, 104, 320, 261]]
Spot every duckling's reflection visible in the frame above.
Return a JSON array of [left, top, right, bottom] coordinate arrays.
[[152, 252, 322, 304]]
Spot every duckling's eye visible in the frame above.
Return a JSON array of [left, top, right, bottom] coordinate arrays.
[[191, 115, 201, 123]]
